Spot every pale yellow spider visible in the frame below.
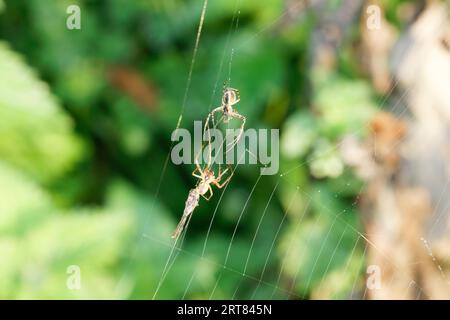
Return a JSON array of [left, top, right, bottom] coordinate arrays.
[[203, 85, 246, 151], [171, 160, 233, 239]]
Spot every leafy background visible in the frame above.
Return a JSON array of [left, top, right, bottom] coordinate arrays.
[[0, 0, 430, 299]]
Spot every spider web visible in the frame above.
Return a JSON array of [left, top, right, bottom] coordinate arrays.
[[123, 0, 449, 300]]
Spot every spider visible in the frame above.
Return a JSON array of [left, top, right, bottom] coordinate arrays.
[[203, 85, 246, 152], [171, 160, 233, 239]]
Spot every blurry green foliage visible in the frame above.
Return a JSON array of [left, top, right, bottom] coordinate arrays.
[[314, 76, 377, 139], [0, 42, 84, 183], [281, 111, 318, 159]]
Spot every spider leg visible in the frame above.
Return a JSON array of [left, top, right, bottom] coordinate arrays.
[[204, 107, 223, 134], [215, 165, 234, 188], [216, 165, 229, 180], [192, 171, 203, 179], [203, 107, 223, 166], [214, 173, 233, 189], [193, 144, 203, 167], [201, 185, 213, 200], [225, 111, 246, 153], [193, 158, 204, 177]]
